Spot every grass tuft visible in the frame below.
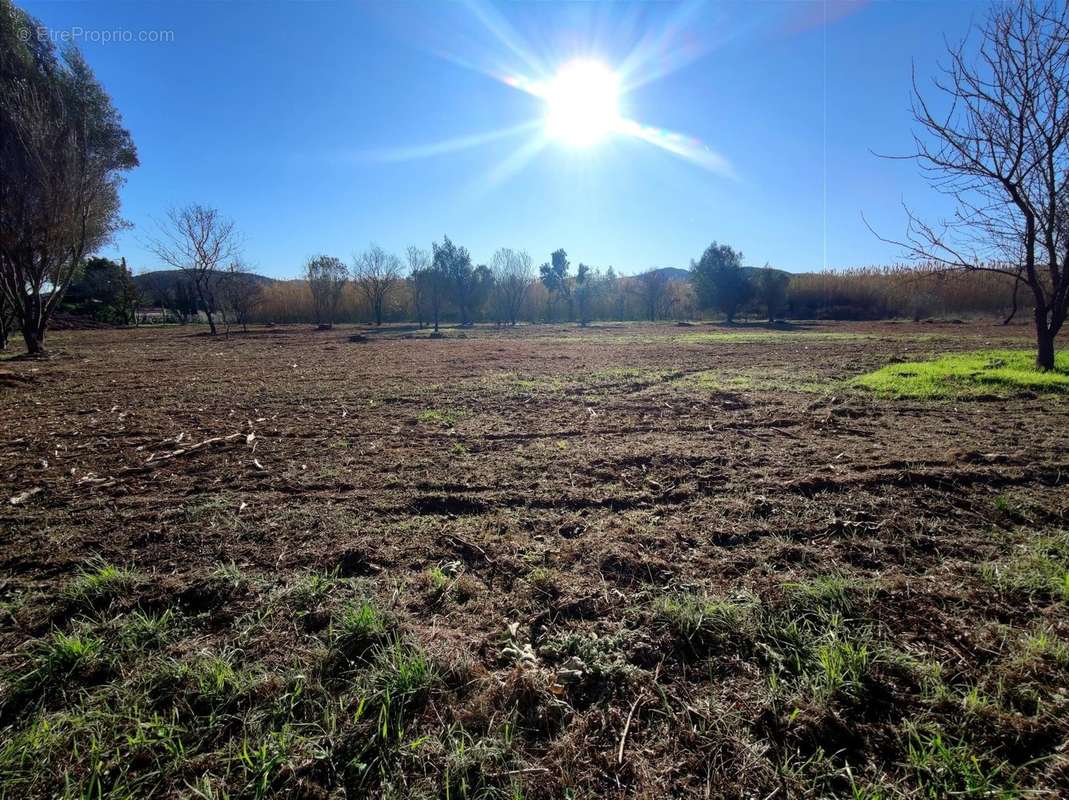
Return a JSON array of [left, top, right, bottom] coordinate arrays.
[[63, 559, 137, 607], [654, 592, 756, 653], [332, 597, 390, 659]]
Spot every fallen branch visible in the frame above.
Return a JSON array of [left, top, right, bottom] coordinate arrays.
[[146, 431, 253, 464], [617, 693, 645, 765], [9, 487, 42, 505]]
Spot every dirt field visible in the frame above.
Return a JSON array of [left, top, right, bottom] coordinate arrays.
[[1, 321, 1068, 799]]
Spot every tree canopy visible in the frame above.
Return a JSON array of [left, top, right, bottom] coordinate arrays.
[[0, 1, 138, 352]]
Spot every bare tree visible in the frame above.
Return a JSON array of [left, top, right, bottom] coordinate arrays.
[[353, 244, 402, 325], [490, 247, 533, 326], [0, 6, 138, 354], [634, 269, 669, 321], [304, 255, 347, 328], [220, 260, 262, 333], [886, 1, 1069, 369], [148, 205, 240, 336], [406, 246, 431, 328]]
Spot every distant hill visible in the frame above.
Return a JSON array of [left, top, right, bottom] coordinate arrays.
[[645, 267, 690, 281], [642, 265, 788, 282], [135, 269, 276, 304]]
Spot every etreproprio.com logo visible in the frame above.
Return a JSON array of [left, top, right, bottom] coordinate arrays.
[[17, 25, 175, 45]]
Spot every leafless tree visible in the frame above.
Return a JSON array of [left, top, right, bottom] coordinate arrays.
[[883, 1, 1069, 369], [304, 255, 347, 328], [406, 246, 431, 328], [148, 205, 240, 336], [490, 247, 533, 326], [0, 6, 138, 354], [353, 244, 402, 325], [634, 269, 669, 321], [219, 260, 262, 333]]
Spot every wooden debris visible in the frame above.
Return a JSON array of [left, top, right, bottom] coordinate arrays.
[[9, 487, 42, 505], [146, 431, 252, 464]]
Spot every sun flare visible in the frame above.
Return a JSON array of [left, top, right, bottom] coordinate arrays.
[[542, 59, 621, 148]]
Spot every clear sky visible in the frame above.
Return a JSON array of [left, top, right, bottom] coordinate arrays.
[[23, 0, 981, 277]]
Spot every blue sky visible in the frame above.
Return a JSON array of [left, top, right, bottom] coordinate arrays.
[[24, 0, 981, 277]]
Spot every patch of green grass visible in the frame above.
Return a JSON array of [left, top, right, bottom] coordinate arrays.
[[10, 629, 103, 700], [854, 349, 1069, 399], [526, 566, 561, 599], [417, 408, 465, 427], [424, 565, 451, 593], [119, 608, 179, 649], [63, 559, 137, 607], [371, 639, 437, 699], [438, 724, 517, 800], [653, 592, 757, 653], [906, 726, 1019, 798], [285, 569, 341, 610], [1016, 626, 1069, 669], [809, 631, 874, 703], [980, 531, 1069, 602], [684, 369, 829, 394], [333, 597, 390, 659], [157, 649, 256, 711], [677, 331, 874, 345], [782, 574, 864, 618], [210, 560, 247, 590]]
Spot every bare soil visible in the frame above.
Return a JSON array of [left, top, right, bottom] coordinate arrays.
[[1, 320, 1067, 798]]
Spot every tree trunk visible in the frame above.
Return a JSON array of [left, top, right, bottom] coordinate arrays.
[[22, 326, 44, 355], [1036, 321, 1055, 370], [205, 309, 218, 335]]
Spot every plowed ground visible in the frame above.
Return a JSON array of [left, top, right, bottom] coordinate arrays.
[[1, 321, 1067, 798]]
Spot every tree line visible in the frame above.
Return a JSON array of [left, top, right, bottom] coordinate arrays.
[[132, 232, 1025, 331], [2, 0, 1066, 363]]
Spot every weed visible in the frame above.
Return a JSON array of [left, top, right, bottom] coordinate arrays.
[[120, 608, 179, 649], [809, 632, 874, 703], [653, 592, 757, 653], [9, 628, 103, 701], [982, 531, 1069, 601], [781, 574, 861, 618], [333, 598, 390, 659], [210, 561, 247, 590], [371, 639, 437, 700], [526, 567, 561, 599], [906, 726, 1019, 798], [425, 565, 451, 593], [417, 408, 464, 427], [63, 558, 136, 607], [286, 569, 340, 610], [150, 649, 254, 712]]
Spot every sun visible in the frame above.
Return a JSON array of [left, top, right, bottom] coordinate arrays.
[[542, 59, 621, 148]]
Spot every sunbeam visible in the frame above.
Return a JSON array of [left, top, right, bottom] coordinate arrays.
[[616, 118, 736, 178], [356, 120, 540, 164]]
